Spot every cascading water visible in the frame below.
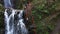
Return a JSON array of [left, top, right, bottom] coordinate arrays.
[[4, 9, 15, 34], [4, 0, 28, 34], [4, 9, 28, 34], [4, 0, 13, 8], [17, 10, 28, 34]]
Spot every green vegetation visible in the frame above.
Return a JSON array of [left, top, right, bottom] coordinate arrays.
[[0, 0, 60, 34]]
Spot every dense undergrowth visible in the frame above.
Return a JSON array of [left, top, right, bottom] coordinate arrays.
[[0, 0, 60, 34]]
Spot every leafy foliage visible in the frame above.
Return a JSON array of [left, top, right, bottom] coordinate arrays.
[[0, 0, 60, 34]]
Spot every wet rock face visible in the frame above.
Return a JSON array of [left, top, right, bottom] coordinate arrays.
[[14, 11, 21, 34]]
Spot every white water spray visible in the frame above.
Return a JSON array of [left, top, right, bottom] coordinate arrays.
[[4, 9, 28, 34], [4, 9, 15, 34]]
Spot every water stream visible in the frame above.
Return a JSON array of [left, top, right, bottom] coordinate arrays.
[[4, 0, 28, 34], [4, 9, 28, 34]]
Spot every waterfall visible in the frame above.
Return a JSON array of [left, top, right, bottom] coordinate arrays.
[[4, 9, 28, 34], [4, 9, 15, 34], [4, 0, 13, 8], [18, 11, 28, 34], [4, 0, 28, 34]]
